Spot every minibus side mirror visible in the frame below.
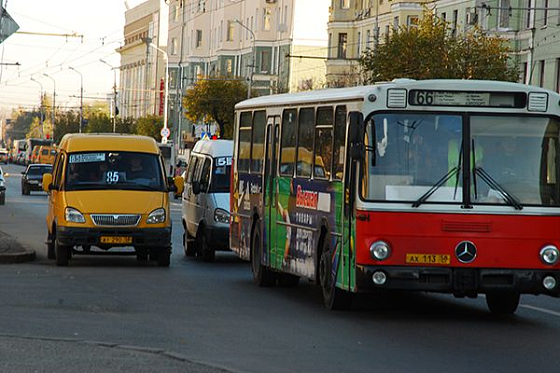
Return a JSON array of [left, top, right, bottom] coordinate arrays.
[[192, 180, 201, 195], [42, 173, 53, 193], [348, 111, 365, 161]]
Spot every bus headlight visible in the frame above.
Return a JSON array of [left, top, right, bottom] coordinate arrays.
[[214, 208, 230, 223], [65, 207, 85, 223], [370, 241, 391, 261], [540, 245, 559, 265], [147, 208, 166, 224]]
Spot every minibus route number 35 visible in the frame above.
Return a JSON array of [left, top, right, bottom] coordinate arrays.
[[230, 79, 560, 315]]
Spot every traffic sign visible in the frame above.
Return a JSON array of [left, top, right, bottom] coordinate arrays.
[[0, 6, 19, 44], [160, 127, 170, 138]]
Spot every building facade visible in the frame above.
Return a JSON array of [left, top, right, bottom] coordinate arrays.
[[117, 0, 169, 120], [167, 0, 330, 144]]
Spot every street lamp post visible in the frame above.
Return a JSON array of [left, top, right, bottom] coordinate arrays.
[[235, 19, 255, 99], [43, 73, 56, 136], [68, 66, 84, 133], [147, 43, 169, 144], [100, 59, 118, 133], [30, 77, 44, 137]]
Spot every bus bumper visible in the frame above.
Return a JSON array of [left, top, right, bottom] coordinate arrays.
[[356, 265, 560, 297]]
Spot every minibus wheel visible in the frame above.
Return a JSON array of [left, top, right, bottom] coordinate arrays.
[[156, 249, 171, 267], [200, 232, 215, 262], [55, 241, 70, 266]]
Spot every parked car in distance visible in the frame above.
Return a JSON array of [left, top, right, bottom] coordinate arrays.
[[0, 149, 8, 164], [182, 139, 232, 262], [21, 164, 52, 195], [0, 166, 6, 205], [37, 145, 57, 164]]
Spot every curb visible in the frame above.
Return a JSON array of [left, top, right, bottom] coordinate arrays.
[[0, 249, 36, 264]]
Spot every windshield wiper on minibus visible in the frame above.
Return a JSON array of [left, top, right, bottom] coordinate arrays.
[[473, 167, 523, 210], [412, 141, 463, 208]]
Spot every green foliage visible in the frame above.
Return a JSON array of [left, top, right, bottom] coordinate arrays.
[[183, 77, 248, 139], [135, 115, 170, 141], [360, 12, 519, 83], [85, 112, 113, 134]]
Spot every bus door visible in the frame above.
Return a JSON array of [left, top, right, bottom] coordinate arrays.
[[263, 116, 280, 268]]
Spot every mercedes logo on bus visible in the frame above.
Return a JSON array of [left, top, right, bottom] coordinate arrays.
[[455, 241, 477, 263]]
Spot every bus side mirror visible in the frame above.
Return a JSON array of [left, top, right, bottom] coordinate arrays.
[[349, 111, 365, 160], [42, 173, 53, 193]]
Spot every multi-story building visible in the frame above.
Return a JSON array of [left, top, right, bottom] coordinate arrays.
[[117, 0, 169, 119], [167, 0, 330, 143], [327, 0, 560, 92]]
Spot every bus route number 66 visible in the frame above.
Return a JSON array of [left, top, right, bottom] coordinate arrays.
[[413, 90, 435, 105]]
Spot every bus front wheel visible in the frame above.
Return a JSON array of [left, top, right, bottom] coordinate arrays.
[[486, 292, 520, 315], [251, 226, 276, 287], [319, 246, 352, 310]]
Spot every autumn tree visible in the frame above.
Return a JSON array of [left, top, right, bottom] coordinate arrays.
[[135, 115, 169, 141], [183, 77, 249, 139], [360, 12, 519, 83]]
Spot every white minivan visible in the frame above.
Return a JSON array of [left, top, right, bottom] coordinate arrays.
[[182, 139, 232, 262]]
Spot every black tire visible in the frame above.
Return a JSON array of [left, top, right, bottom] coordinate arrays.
[[183, 229, 196, 257], [251, 224, 276, 287], [0, 194, 5, 205], [136, 249, 148, 261], [24, 185, 30, 195], [319, 243, 352, 310], [156, 249, 171, 267], [47, 232, 56, 260], [200, 232, 215, 262], [278, 273, 300, 287], [55, 240, 71, 266], [486, 292, 520, 315]]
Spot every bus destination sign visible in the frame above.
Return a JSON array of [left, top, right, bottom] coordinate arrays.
[[409, 90, 491, 107]]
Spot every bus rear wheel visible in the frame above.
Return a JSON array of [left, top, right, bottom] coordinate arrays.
[[319, 246, 352, 310], [251, 226, 276, 287], [486, 292, 520, 315]]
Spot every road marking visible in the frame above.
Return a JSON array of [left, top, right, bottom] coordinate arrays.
[[520, 304, 560, 318]]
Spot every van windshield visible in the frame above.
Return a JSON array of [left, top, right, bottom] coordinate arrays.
[[65, 151, 165, 192], [210, 157, 231, 193]]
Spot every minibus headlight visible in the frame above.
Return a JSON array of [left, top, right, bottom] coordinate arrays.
[[65, 207, 85, 223], [540, 245, 560, 265], [370, 241, 391, 261], [214, 208, 230, 223], [147, 208, 166, 224]]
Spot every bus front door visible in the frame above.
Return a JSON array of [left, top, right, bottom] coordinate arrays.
[[263, 117, 280, 269]]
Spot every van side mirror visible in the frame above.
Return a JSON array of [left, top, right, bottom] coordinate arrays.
[[42, 173, 53, 193], [192, 180, 201, 195], [349, 111, 365, 160]]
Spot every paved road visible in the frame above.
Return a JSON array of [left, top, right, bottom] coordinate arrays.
[[1, 163, 560, 373]]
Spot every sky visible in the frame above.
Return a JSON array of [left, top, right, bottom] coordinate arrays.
[[0, 0, 145, 114]]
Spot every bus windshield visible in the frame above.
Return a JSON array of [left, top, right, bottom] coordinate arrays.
[[361, 113, 463, 203], [65, 151, 165, 192]]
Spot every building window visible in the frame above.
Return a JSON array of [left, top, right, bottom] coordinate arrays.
[[328, 33, 332, 58], [522, 62, 528, 84], [452, 10, 458, 37], [260, 50, 270, 73], [498, 0, 510, 28], [385, 25, 390, 43], [263, 8, 272, 31], [393, 16, 399, 29], [169, 68, 178, 89], [540, 60, 546, 87], [357, 31, 361, 56], [341, 0, 350, 9], [407, 15, 419, 28], [196, 30, 202, 48], [526, 0, 534, 28], [227, 20, 235, 41], [543, 0, 549, 26], [366, 30, 371, 49], [441, 12, 446, 21], [337, 33, 347, 59], [226, 59, 233, 74]]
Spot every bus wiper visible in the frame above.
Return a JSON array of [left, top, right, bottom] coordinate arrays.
[[413, 141, 463, 208], [473, 167, 523, 210]]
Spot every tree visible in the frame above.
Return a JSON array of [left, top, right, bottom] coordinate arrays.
[[135, 115, 168, 141], [360, 12, 519, 83], [183, 77, 248, 139]]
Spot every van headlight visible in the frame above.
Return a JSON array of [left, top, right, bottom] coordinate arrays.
[[214, 208, 230, 223], [147, 208, 166, 224], [65, 207, 86, 223]]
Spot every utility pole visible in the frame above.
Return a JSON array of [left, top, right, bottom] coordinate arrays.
[[30, 77, 44, 137], [235, 20, 255, 99], [68, 66, 83, 133], [43, 73, 56, 136], [100, 59, 118, 133]]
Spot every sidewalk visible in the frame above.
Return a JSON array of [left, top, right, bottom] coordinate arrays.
[[0, 229, 35, 264]]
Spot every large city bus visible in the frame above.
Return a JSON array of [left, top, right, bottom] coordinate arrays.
[[230, 79, 560, 314]]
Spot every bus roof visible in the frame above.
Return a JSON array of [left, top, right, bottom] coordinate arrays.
[[235, 79, 560, 110], [59, 133, 160, 154], [192, 139, 233, 158]]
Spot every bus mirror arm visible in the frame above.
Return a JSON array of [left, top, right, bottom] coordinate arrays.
[[349, 112, 365, 160]]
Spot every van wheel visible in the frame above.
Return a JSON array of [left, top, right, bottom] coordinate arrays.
[[136, 249, 148, 261], [251, 225, 276, 287], [0, 194, 5, 205], [183, 230, 196, 257], [200, 233, 215, 262], [55, 241, 71, 266], [156, 248, 171, 267]]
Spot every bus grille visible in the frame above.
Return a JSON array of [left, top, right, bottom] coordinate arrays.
[[92, 214, 140, 227]]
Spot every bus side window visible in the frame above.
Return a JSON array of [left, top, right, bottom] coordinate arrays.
[[280, 109, 297, 176], [53, 153, 65, 189], [333, 106, 347, 180], [296, 108, 315, 178], [237, 111, 253, 173], [314, 106, 334, 180], [251, 110, 266, 173]]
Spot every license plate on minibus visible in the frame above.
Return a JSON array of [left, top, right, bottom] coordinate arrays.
[[100, 236, 133, 244], [406, 253, 450, 265]]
